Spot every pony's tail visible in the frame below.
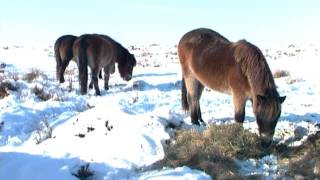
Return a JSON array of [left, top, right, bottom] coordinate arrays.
[[78, 40, 88, 95], [54, 42, 62, 81], [181, 77, 189, 111]]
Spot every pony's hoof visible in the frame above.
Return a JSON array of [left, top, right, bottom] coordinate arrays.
[[191, 120, 201, 126], [200, 121, 207, 126]]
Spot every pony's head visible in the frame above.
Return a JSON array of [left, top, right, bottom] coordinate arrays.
[[118, 52, 136, 81], [253, 92, 286, 148]]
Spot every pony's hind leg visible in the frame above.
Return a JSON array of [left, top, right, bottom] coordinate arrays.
[[89, 70, 102, 89], [89, 80, 94, 89], [91, 69, 101, 95], [89, 70, 94, 89], [196, 83, 205, 125], [184, 76, 204, 125]]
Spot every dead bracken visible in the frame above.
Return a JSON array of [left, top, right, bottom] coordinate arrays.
[[155, 123, 320, 179]]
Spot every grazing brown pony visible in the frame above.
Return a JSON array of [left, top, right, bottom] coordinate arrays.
[[54, 35, 77, 83], [178, 28, 286, 147], [54, 35, 103, 83], [73, 34, 136, 95]]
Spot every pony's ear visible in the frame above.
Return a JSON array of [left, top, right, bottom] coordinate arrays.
[[279, 96, 286, 104]]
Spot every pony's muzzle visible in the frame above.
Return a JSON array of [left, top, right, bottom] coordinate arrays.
[[59, 77, 65, 83], [124, 74, 132, 81], [260, 133, 273, 149]]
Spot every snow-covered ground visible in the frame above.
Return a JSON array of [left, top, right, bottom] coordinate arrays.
[[0, 43, 319, 179]]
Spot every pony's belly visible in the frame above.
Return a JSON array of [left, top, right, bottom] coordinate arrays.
[[196, 74, 231, 94], [207, 83, 232, 94]]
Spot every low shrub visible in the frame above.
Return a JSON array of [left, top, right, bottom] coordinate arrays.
[[0, 80, 18, 99], [23, 69, 41, 83], [0, 121, 4, 132], [34, 119, 52, 144], [32, 85, 51, 101], [72, 163, 94, 180]]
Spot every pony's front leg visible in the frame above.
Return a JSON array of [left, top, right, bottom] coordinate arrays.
[[104, 72, 110, 90], [189, 100, 205, 125], [232, 94, 246, 123], [103, 63, 115, 90]]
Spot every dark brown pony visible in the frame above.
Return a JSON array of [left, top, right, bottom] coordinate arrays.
[[73, 34, 136, 95], [54, 35, 103, 83], [178, 28, 286, 147], [54, 35, 77, 83]]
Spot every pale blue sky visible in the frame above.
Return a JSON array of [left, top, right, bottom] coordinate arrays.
[[1, 0, 320, 47]]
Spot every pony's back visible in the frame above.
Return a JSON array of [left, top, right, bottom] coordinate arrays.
[[179, 28, 229, 48], [178, 28, 230, 63]]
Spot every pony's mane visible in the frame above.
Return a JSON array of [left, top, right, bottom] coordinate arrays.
[[99, 34, 136, 66], [233, 40, 277, 96]]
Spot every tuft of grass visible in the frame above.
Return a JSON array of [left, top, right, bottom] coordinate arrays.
[[72, 163, 94, 180], [32, 85, 51, 101], [34, 118, 52, 144], [285, 77, 304, 85], [67, 77, 74, 92], [155, 124, 270, 179], [23, 68, 41, 83], [0, 121, 4, 132], [273, 69, 291, 78], [6, 71, 20, 81], [279, 131, 320, 179], [0, 80, 18, 99], [0, 62, 6, 73]]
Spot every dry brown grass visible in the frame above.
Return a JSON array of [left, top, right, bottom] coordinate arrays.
[[273, 69, 290, 78], [23, 69, 41, 83], [155, 124, 270, 179], [153, 123, 320, 179], [32, 85, 51, 101], [279, 131, 320, 179], [0, 80, 18, 99]]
